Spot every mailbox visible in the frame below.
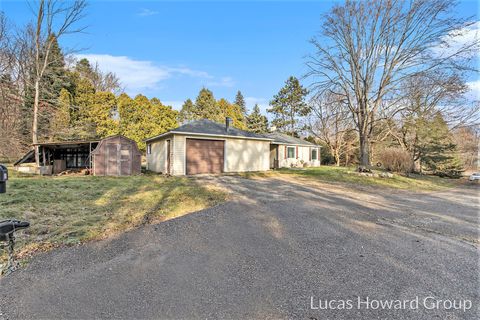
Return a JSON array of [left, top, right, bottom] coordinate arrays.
[[0, 219, 30, 274], [0, 164, 7, 194]]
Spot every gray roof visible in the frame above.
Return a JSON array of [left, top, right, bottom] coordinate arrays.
[[263, 132, 318, 146], [145, 119, 272, 141]]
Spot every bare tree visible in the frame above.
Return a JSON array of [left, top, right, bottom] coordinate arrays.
[[0, 13, 28, 160], [308, 93, 355, 166], [452, 125, 479, 171], [388, 71, 478, 171], [91, 62, 122, 94], [306, 0, 479, 167], [31, 0, 86, 165]]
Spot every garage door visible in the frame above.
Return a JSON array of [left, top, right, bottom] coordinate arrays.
[[186, 139, 224, 174]]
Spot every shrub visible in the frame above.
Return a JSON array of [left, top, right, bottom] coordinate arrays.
[[378, 148, 413, 174]]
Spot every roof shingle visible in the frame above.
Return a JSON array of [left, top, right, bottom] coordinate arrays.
[[263, 132, 317, 146], [146, 119, 271, 141]]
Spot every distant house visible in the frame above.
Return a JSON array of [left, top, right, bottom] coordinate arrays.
[[145, 118, 320, 175]]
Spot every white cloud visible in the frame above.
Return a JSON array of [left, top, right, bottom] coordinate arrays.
[[168, 67, 212, 79], [466, 80, 480, 100], [206, 76, 235, 88], [434, 21, 480, 58], [245, 96, 269, 114], [162, 100, 185, 110], [137, 8, 159, 17], [75, 54, 224, 95]]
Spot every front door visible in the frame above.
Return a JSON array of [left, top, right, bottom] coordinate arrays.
[[106, 143, 118, 176], [270, 145, 279, 169]]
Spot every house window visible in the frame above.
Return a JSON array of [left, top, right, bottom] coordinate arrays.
[[287, 147, 295, 159], [147, 144, 151, 155], [311, 149, 317, 160]]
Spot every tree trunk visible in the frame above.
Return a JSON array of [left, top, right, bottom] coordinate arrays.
[[33, 79, 40, 166], [359, 133, 370, 166]]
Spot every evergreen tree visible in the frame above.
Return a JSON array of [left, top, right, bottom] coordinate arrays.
[[416, 112, 464, 177], [50, 89, 73, 140], [234, 90, 247, 115], [72, 76, 96, 139], [195, 88, 217, 119], [88, 91, 119, 138], [216, 98, 247, 130], [178, 98, 195, 123], [268, 76, 308, 136], [23, 35, 71, 140], [118, 94, 178, 151], [246, 104, 268, 133]]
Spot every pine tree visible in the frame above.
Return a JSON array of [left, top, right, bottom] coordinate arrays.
[[216, 98, 247, 129], [50, 89, 73, 140], [75, 58, 94, 80], [417, 112, 464, 177], [195, 88, 217, 119], [23, 35, 71, 141], [118, 94, 178, 151], [268, 76, 308, 136], [234, 90, 247, 115], [72, 76, 96, 139], [246, 104, 268, 133], [88, 91, 119, 138], [178, 98, 195, 123]]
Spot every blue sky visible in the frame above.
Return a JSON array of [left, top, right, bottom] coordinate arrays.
[[1, 0, 479, 113]]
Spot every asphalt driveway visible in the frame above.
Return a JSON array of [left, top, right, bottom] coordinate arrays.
[[0, 176, 478, 319]]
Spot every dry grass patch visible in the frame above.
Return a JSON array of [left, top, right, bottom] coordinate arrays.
[[0, 168, 227, 263], [241, 166, 456, 191]]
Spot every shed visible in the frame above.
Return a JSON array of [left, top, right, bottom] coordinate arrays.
[[91, 135, 142, 176]]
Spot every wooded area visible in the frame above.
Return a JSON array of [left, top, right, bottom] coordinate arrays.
[[0, 0, 478, 178]]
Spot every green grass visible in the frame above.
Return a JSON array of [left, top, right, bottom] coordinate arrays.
[[0, 167, 227, 262], [241, 166, 456, 191]]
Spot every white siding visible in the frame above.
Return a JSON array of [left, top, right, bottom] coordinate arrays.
[[172, 135, 185, 175], [276, 145, 321, 168], [225, 138, 270, 172], [147, 133, 320, 175], [146, 139, 166, 173]]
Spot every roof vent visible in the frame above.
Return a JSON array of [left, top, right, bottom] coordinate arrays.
[[225, 117, 233, 132]]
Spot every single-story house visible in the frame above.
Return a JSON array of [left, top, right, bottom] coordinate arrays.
[[145, 118, 321, 175], [14, 135, 141, 176]]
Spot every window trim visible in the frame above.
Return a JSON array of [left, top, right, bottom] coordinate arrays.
[[287, 146, 296, 159], [147, 144, 152, 155], [311, 148, 317, 160]]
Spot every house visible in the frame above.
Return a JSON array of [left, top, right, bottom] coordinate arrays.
[[265, 132, 321, 169], [145, 118, 321, 175], [14, 135, 142, 176]]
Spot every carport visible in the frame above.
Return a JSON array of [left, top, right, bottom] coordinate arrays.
[[14, 140, 99, 174]]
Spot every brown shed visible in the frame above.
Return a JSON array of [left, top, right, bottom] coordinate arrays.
[[91, 135, 142, 176]]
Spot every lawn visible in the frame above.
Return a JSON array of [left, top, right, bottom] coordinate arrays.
[[241, 166, 456, 191], [0, 168, 227, 264]]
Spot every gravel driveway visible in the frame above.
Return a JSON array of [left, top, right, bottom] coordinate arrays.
[[0, 176, 478, 319]]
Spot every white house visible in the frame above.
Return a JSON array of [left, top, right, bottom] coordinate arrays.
[[145, 118, 321, 175]]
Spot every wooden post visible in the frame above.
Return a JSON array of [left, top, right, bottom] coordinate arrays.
[[42, 146, 46, 166]]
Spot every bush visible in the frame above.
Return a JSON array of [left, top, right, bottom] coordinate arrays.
[[378, 148, 413, 174]]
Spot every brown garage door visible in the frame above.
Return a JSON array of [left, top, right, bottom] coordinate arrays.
[[186, 138, 224, 174]]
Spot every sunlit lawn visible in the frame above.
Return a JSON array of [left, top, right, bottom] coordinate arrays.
[[241, 166, 456, 191], [0, 168, 227, 263]]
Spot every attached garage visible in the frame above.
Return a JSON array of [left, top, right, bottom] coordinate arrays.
[[186, 139, 224, 174], [145, 119, 272, 175]]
